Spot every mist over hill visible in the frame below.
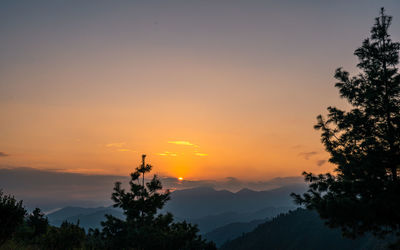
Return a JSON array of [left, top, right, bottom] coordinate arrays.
[[47, 206, 124, 230]]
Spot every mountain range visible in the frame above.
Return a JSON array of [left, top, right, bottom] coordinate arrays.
[[46, 184, 304, 234], [162, 184, 305, 218], [44, 185, 395, 249]]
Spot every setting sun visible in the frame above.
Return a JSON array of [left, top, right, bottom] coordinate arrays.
[[178, 177, 184, 181]]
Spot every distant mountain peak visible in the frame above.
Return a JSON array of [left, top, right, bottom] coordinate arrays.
[[236, 188, 256, 194]]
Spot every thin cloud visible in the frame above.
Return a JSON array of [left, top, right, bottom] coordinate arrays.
[[158, 151, 178, 157], [195, 153, 208, 157], [0, 152, 9, 157], [299, 151, 318, 160], [117, 149, 136, 152], [168, 141, 198, 147], [60, 168, 109, 174], [106, 142, 126, 148], [316, 159, 327, 166]]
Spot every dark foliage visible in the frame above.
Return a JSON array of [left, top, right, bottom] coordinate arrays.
[[0, 190, 26, 245], [42, 221, 86, 250], [292, 8, 400, 244], [10, 208, 51, 247], [28, 208, 49, 238], [86, 228, 106, 249]]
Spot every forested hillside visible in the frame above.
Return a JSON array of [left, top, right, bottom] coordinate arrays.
[[204, 219, 267, 247], [220, 209, 390, 250]]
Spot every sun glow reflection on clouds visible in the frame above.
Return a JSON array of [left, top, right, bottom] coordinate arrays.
[[168, 141, 198, 147], [195, 153, 208, 157], [158, 151, 178, 157], [106, 142, 126, 148], [117, 149, 136, 152], [161, 141, 208, 158]]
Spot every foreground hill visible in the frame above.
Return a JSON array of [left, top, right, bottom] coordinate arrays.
[[220, 209, 389, 250], [204, 219, 267, 247]]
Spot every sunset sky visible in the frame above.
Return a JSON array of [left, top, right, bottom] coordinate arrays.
[[1, 0, 400, 181]]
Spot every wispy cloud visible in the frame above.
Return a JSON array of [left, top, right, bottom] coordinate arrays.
[[316, 159, 327, 166], [106, 142, 126, 148], [168, 141, 198, 147], [298, 151, 318, 160], [195, 153, 208, 157], [0, 152, 9, 157], [60, 168, 109, 174], [158, 151, 178, 157], [117, 149, 136, 152]]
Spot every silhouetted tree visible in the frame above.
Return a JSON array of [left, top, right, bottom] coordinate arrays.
[[292, 8, 400, 244], [86, 228, 106, 250], [27, 208, 49, 238], [42, 221, 86, 250], [0, 190, 26, 245], [100, 154, 216, 249]]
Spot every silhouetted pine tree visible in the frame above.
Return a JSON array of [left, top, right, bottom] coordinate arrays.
[[99, 154, 216, 250], [292, 8, 400, 244]]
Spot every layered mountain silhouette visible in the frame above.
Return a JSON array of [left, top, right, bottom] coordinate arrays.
[[162, 184, 305, 218], [181, 207, 292, 233], [47, 206, 124, 230], [46, 185, 304, 233]]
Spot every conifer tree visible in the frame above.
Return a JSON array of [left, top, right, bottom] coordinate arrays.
[[100, 154, 216, 249], [292, 8, 400, 240]]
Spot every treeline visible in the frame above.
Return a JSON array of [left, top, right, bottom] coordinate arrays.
[[0, 155, 216, 250], [0, 201, 87, 249], [0, 198, 212, 250]]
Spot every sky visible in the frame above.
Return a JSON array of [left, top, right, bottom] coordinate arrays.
[[1, 0, 400, 181]]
